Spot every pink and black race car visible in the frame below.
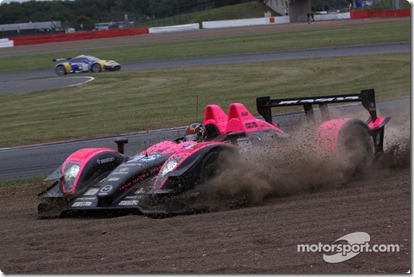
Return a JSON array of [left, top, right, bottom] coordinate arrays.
[[38, 89, 389, 217]]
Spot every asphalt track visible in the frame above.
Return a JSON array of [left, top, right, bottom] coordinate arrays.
[[0, 42, 410, 95], [0, 96, 408, 181]]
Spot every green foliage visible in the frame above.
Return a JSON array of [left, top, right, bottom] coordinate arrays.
[[361, 0, 410, 10], [75, 15, 95, 30], [0, 0, 149, 27], [311, 0, 350, 11], [310, 0, 410, 11], [137, 2, 276, 27], [0, 0, 262, 30]]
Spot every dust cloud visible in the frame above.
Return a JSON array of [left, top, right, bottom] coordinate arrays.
[[377, 103, 411, 170], [197, 104, 411, 211]]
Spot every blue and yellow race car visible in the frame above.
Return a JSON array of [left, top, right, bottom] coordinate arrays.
[[52, 55, 121, 76]]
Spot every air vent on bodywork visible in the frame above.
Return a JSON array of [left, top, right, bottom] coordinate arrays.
[[97, 196, 113, 207]]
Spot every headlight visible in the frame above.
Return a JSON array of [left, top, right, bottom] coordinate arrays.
[[159, 157, 182, 177], [63, 162, 81, 193]]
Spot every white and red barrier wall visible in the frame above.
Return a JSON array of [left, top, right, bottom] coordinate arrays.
[[0, 9, 409, 48]]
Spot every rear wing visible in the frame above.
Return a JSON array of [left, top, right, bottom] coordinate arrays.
[[256, 88, 378, 124]]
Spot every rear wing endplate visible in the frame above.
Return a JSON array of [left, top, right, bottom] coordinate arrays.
[[256, 89, 378, 124]]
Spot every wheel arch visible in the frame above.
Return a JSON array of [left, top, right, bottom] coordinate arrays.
[[55, 63, 68, 75], [176, 143, 236, 175], [92, 62, 103, 72], [153, 143, 236, 191], [315, 118, 369, 153]]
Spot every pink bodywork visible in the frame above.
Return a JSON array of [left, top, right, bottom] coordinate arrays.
[[140, 140, 196, 156], [316, 119, 350, 152], [316, 116, 389, 152], [153, 141, 231, 190], [225, 103, 284, 133], [203, 102, 285, 135], [166, 141, 229, 162], [204, 104, 228, 135], [62, 148, 116, 194], [154, 103, 287, 190], [366, 116, 390, 130]]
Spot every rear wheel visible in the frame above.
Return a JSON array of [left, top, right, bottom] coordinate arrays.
[[337, 122, 374, 176], [55, 65, 66, 76], [91, 63, 101, 73]]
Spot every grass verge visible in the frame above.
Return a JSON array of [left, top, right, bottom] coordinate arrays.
[[0, 52, 409, 148], [0, 19, 409, 73], [0, 176, 45, 188]]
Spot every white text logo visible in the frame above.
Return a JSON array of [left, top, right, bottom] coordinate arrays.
[[297, 232, 400, 263]]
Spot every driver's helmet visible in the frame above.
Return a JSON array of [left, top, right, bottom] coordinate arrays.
[[184, 123, 207, 142]]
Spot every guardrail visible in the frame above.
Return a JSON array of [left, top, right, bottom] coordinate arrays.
[[202, 16, 289, 28], [147, 17, 290, 34], [350, 9, 410, 19], [11, 27, 149, 46], [314, 12, 351, 21], [5, 10, 410, 47], [149, 23, 200, 34], [0, 38, 13, 48]]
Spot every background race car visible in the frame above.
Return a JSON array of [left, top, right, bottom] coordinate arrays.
[[52, 55, 121, 76]]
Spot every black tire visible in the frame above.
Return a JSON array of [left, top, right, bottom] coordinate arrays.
[[337, 122, 374, 176], [198, 148, 236, 185], [199, 151, 221, 185], [38, 198, 68, 218], [91, 63, 101, 73], [55, 65, 66, 76]]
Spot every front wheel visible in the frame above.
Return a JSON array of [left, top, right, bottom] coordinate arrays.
[[91, 63, 101, 73], [199, 151, 221, 185], [38, 198, 68, 218], [55, 65, 66, 76]]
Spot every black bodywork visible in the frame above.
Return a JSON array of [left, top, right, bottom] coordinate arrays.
[[38, 89, 390, 218]]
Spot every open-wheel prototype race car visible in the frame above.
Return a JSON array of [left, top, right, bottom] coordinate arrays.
[[38, 88, 390, 218], [53, 55, 121, 76]]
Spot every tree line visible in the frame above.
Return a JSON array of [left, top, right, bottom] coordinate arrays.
[[0, 0, 257, 30], [0, 0, 207, 30]]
